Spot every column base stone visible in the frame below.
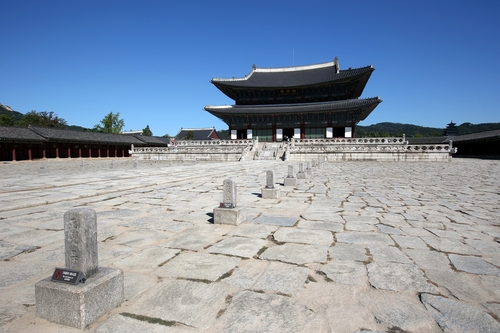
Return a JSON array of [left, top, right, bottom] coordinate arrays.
[[35, 267, 124, 329], [213, 206, 246, 225], [261, 188, 281, 199]]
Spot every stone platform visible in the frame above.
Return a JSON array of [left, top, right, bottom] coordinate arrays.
[[0, 158, 499, 332]]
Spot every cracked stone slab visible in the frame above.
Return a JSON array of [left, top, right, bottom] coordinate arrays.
[[127, 279, 229, 329], [402, 248, 451, 270], [367, 245, 411, 263], [156, 252, 240, 281], [251, 261, 309, 294], [162, 226, 226, 251], [252, 215, 298, 227], [375, 224, 404, 235], [320, 260, 367, 286], [360, 291, 441, 332], [228, 223, 277, 239], [207, 237, 268, 258], [448, 254, 500, 276], [367, 262, 438, 293], [215, 290, 322, 332], [120, 216, 192, 232], [420, 236, 479, 255], [336, 231, 394, 246], [0, 240, 38, 261], [273, 227, 333, 246], [421, 293, 500, 333], [95, 314, 196, 333], [329, 243, 368, 261], [391, 235, 428, 249], [259, 243, 328, 265], [113, 246, 180, 272], [297, 220, 344, 232]]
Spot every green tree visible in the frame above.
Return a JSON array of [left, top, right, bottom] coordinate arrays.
[[19, 110, 67, 128], [0, 114, 15, 126], [162, 133, 171, 138], [184, 130, 195, 140], [93, 112, 125, 134], [142, 125, 152, 136]]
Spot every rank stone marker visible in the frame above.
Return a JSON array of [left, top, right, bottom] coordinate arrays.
[[284, 165, 297, 186], [306, 161, 313, 175], [214, 179, 246, 225], [35, 208, 124, 329], [297, 162, 308, 179], [262, 170, 280, 199]]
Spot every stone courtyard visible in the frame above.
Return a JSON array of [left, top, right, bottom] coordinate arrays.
[[0, 158, 499, 332]]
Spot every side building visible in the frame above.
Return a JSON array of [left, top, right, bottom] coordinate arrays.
[[205, 57, 382, 142]]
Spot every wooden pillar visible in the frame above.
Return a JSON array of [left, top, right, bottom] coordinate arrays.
[[55, 144, 60, 158], [98, 144, 101, 158], [301, 123, 305, 139], [11, 143, 16, 161], [28, 144, 32, 161], [42, 143, 46, 159], [272, 124, 277, 142], [106, 145, 110, 158], [67, 144, 71, 159]]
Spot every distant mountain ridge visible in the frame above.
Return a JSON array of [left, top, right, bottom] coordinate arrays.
[[356, 122, 500, 137]]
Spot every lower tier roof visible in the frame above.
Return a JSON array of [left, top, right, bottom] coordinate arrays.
[[205, 97, 382, 122]]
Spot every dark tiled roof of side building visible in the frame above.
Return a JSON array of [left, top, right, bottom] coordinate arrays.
[[449, 129, 500, 142], [0, 126, 47, 142], [175, 128, 218, 140], [29, 126, 145, 145]]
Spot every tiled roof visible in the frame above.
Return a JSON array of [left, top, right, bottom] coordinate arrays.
[[205, 98, 382, 121], [211, 61, 374, 88], [29, 126, 145, 145], [134, 135, 170, 146], [175, 128, 217, 140], [0, 126, 47, 142], [449, 129, 500, 142], [406, 137, 450, 145]]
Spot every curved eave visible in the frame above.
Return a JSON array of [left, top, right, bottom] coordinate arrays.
[[205, 97, 382, 122]]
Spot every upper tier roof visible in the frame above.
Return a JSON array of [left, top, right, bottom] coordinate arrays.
[[211, 59, 374, 89]]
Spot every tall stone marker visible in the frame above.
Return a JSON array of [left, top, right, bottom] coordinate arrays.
[[306, 161, 313, 175], [262, 170, 280, 199], [64, 209, 98, 277], [214, 179, 246, 225], [35, 208, 124, 329], [284, 165, 297, 186], [297, 162, 308, 179]]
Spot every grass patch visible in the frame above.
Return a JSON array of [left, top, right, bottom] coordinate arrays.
[[120, 312, 176, 326]]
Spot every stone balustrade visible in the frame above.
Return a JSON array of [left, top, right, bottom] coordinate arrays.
[[130, 139, 255, 162]]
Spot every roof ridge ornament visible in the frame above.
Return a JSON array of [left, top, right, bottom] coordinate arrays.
[[334, 56, 340, 74]]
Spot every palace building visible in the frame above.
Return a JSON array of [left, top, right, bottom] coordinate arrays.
[[204, 57, 382, 142]]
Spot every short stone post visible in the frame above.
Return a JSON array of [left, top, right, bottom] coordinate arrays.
[[35, 208, 124, 329], [297, 162, 308, 179], [284, 165, 297, 186], [262, 170, 280, 199], [213, 179, 246, 225], [306, 161, 313, 175]]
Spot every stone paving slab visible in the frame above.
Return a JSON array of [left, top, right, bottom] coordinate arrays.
[[207, 237, 268, 258], [259, 243, 328, 265], [0, 158, 500, 332], [156, 252, 240, 282], [273, 227, 333, 246], [127, 279, 229, 329]]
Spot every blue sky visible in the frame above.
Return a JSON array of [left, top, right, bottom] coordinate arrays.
[[1, 0, 499, 137]]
